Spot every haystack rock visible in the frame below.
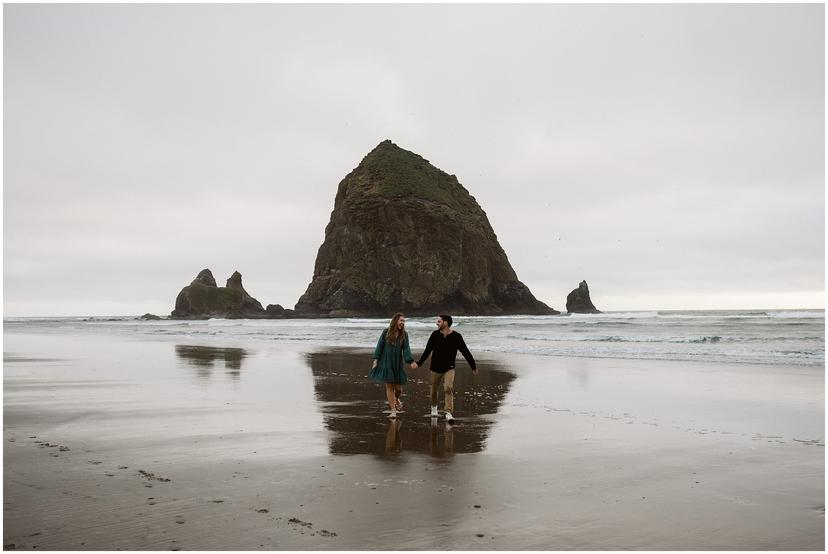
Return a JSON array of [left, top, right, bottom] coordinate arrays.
[[171, 269, 266, 319], [566, 280, 601, 314], [295, 140, 559, 317]]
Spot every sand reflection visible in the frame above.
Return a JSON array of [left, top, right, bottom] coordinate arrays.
[[305, 349, 516, 458], [174, 344, 249, 379]]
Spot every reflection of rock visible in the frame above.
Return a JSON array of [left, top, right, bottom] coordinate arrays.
[[304, 349, 515, 457], [175, 345, 248, 378], [566, 280, 601, 314], [171, 269, 267, 319]]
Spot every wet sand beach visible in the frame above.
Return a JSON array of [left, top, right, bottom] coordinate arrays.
[[3, 332, 824, 550]]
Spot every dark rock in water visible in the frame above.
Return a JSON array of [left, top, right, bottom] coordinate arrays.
[[295, 140, 558, 316], [171, 269, 266, 319], [265, 304, 296, 318], [566, 280, 601, 314], [138, 313, 163, 321], [266, 303, 285, 315]]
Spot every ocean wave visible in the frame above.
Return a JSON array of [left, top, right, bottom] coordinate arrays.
[[594, 335, 723, 344], [767, 311, 825, 319], [567, 312, 660, 319], [506, 334, 825, 345], [5, 311, 824, 368], [774, 350, 821, 356]]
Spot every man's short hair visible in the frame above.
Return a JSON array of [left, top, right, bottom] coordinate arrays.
[[439, 314, 453, 327]]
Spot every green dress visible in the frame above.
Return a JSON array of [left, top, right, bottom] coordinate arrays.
[[369, 329, 414, 385]]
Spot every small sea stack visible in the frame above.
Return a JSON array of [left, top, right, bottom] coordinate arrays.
[[171, 269, 267, 319], [566, 280, 601, 314]]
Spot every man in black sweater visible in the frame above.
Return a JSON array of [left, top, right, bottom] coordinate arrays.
[[413, 314, 478, 423]]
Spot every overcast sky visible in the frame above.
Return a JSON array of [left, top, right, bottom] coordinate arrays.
[[4, 3, 824, 316]]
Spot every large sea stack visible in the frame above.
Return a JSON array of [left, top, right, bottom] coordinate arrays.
[[171, 269, 267, 319], [566, 280, 601, 314], [295, 140, 558, 317]]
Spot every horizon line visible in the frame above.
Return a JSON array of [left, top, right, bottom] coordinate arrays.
[[3, 307, 825, 319]]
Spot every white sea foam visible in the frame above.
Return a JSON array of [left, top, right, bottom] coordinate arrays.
[[767, 311, 825, 319]]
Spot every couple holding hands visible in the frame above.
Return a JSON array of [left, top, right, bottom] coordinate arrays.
[[370, 313, 478, 422]]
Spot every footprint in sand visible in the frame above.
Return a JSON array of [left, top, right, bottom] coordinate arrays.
[[256, 508, 269, 514], [287, 517, 313, 529], [174, 515, 185, 525], [209, 500, 225, 504], [138, 470, 171, 482]]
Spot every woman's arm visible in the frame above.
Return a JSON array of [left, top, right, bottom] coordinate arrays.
[[403, 332, 414, 363], [372, 330, 387, 366]]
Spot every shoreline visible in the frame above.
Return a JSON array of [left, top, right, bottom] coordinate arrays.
[[4, 309, 824, 369]]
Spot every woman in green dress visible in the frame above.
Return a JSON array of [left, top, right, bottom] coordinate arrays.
[[370, 313, 416, 418]]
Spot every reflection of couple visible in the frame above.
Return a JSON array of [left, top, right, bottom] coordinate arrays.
[[369, 313, 478, 422]]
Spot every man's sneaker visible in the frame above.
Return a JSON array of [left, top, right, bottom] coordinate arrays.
[[430, 405, 438, 417], [445, 411, 455, 423]]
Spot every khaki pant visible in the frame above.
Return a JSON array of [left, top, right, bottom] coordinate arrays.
[[430, 369, 456, 413]]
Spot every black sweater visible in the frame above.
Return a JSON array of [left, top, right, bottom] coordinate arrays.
[[416, 330, 477, 374]]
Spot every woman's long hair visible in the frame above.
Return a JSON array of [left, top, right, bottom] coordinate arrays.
[[386, 313, 407, 345]]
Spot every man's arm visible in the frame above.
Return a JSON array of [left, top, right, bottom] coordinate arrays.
[[416, 332, 436, 367], [457, 334, 477, 372]]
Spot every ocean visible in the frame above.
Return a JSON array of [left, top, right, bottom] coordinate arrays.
[[5, 309, 824, 367]]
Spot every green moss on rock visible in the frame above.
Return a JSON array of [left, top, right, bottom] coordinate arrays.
[[171, 269, 266, 319], [357, 140, 454, 205]]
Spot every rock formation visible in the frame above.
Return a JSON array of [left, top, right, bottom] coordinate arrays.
[[566, 280, 601, 314], [171, 269, 267, 319], [138, 313, 163, 321], [295, 140, 558, 316], [265, 303, 295, 318]]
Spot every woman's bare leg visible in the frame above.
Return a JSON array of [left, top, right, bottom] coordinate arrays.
[[394, 385, 403, 410], [385, 384, 397, 413]]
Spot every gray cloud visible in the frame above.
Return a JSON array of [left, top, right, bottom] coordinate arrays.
[[4, 4, 823, 315]]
